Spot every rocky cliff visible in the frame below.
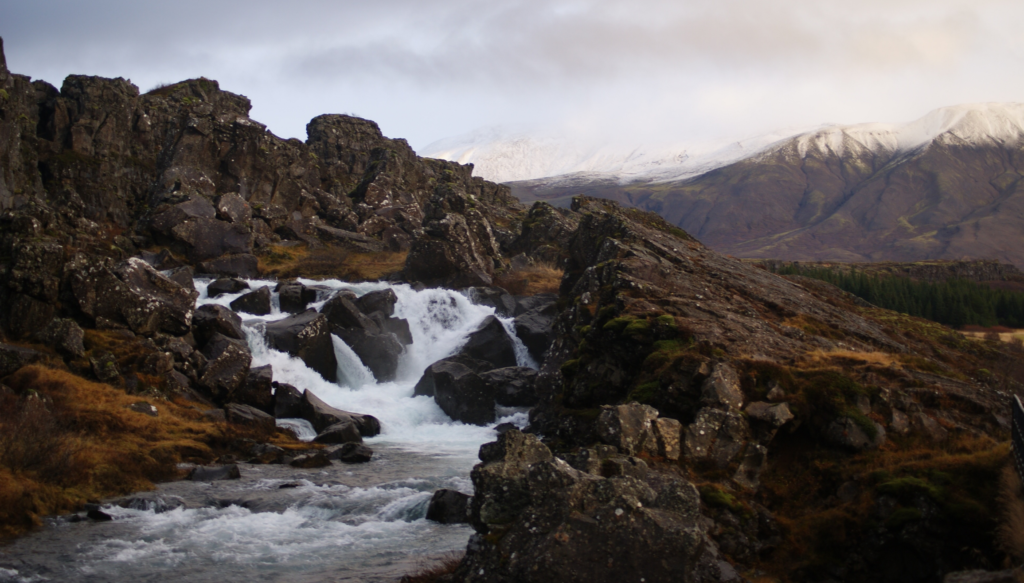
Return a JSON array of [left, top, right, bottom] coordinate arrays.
[[1, 37, 1021, 583]]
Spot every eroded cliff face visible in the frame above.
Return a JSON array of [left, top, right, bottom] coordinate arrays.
[[449, 196, 1015, 583], [0, 37, 524, 338]]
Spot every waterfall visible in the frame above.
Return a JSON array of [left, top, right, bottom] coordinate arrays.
[[196, 279, 535, 454], [1, 279, 539, 583]]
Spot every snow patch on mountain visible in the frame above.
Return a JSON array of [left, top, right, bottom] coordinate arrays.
[[422, 103, 1024, 185], [787, 103, 1024, 160], [421, 127, 805, 184]]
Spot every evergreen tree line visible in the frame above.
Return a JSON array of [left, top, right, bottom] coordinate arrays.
[[770, 264, 1024, 329]]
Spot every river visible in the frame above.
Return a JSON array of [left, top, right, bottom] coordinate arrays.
[[0, 279, 533, 583]]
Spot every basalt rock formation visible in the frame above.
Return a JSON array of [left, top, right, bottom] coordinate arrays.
[[0, 35, 523, 346], [430, 196, 1019, 582]]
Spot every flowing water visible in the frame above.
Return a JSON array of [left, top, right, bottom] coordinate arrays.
[[0, 280, 535, 583]]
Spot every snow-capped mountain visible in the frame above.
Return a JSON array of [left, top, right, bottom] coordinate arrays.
[[444, 102, 1024, 269], [421, 127, 809, 184], [423, 103, 1024, 186]]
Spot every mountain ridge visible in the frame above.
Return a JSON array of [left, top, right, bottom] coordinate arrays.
[[496, 103, 1024, 268]]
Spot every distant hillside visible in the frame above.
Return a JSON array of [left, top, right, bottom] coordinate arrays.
[[507, 103, 1024, 268]]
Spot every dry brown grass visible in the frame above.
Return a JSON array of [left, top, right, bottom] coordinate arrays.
[[493, 261, 563, 295], [999, 465, 1024, 563], [757, 430, 1007, 578], [802, 349, 902, 368], [259, 244, 407, 281], [0, 365, 276, 537], [962, 329, 1024, 344]]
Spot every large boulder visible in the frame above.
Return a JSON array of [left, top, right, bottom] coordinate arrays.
[[235, 364, 274, 414], [0, 343, 47, 378], [206, 277, 249, 298], [272, 381, 303, 418], [192, 304, 245, 345], [325, 442, 374, 464], [513, 296, 557, 362], [426, 489, 471, 524], [479, 366, 539, 407], [430, 361, 497, 425], [466, 287, 517, 318], [324, 293, 404, 382], [595, 403, 660, 456], [170, 217, 253, 263], [68, 257, 198, 336], [455, 315, 518, 370], [682, 408, 751, 467], [354, 288, 397, 317], [313, 421, 363, 444], [335, 327, 403, 383], [277, 282, 318, 314], [263, 309, 338, 382], [413, 355, 493, 397], [458, 429, 722, 583], [230, 286, 272, 316], [224, 403, 276, 433], [198, 333, 252, 403], [298, 390, 381, 436]]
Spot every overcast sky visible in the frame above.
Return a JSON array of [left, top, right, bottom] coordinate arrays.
[[3, 0, 1024, 150]]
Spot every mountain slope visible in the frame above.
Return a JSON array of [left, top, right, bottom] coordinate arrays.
[[508, 103, 1024, 268]]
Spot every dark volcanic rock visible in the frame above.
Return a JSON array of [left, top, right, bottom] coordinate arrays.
[[198, 254, 260, 278], [290, 451, 331, 469], [35, 318, 86, 357], [313, 420, 363, 444], [277, 282, 318, 314], [431, 361, 496, 425], [466, 287, 518, 318], [224, 403, 276, 433], [272, 381, 303, 418], [324, 292, 404, 382], [298, 390, 380, 436], [426, 489, 471, 524], [230, 286, 272, 316], [513, 299, 557, 362], [198, 333, 251, 403], [479, 366, 539, 407], [206, 277, 249, 298], [325, 442, 374, 464], [354, 288, 397, 317], [236, 365, 274, 414], [264, 309, 337, 383], [68, 257, 198, 336], [456, 429, 721, 583], [192, 304, 245, 345], [189, 464, 241, 481], [414, 354, 493, 398], [454, 315, 517, 370]]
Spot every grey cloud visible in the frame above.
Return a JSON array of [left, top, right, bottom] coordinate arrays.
[[2, 0, 1022, 148]]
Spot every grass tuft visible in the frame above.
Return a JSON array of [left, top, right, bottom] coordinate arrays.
[[493, 261, 563, 295]]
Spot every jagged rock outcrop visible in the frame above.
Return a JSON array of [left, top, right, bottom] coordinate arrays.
[[452, 429, 724, 583], [263, 309, 337, 383]]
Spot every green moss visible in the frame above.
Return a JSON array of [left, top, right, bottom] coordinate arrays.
[[623, 319, 650, 336], [0, 89, 9, 101], [656, 314, 675, 326], [844, 410, 879, 439], [560, 359, 580, 377], [884, 507, 923, 530], [602, 317, 633, 333], [628, 381, 661, 404], [699, 485, 753, 518], [577, 325, 591, 336], [876, 476, 944, 503]]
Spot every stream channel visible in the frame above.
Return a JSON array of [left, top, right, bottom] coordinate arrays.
[[0, 279, 536, 582]]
